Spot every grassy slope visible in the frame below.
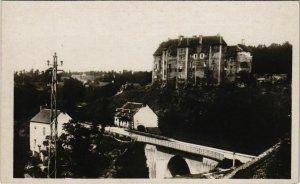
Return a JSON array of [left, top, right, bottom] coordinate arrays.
[[232, 139, 291, 179]]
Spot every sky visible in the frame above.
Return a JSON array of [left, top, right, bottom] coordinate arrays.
[[2, 1, 299, 72]]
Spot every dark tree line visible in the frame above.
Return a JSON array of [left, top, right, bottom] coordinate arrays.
[[25, 120, 134, 178], [158, 84, 291, 155], [14, 69, 152, 124], [99, 83, 290, 155], [95, 71, 152, 86], [56, 121, 109, 178], [250, 42, 292, 80], [26, 120, 148, 178]]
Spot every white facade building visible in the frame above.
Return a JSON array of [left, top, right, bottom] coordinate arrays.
[[114, 102, 158, 131], [30, 108, 72, 155], [133, 105, 158, 129]]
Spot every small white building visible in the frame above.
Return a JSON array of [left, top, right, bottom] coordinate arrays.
[[114, 102, 158, 131], [30, 108, 72, 155]]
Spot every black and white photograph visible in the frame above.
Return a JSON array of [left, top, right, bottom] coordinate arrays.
[[1, 1, 299, 183]]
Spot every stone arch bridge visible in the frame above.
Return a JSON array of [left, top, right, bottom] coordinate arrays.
[[105, 127, 256, 178]]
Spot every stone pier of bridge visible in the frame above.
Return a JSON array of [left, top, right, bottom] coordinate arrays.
[[144, 144, 218, 178]]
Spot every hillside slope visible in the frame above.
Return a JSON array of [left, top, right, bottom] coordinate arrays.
[[80, 84, 291, 155]]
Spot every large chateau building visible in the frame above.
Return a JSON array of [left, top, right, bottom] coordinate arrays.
[[152, 34, 252, 85]]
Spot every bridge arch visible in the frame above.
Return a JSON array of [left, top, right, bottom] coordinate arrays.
[[167, 155, 190, 177], [137, 125, 146, 132]]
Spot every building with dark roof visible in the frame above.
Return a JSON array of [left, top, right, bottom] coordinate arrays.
[[152, 34, 252, 85], [30, 108, 72, 156], [114, 102, 158, 131]]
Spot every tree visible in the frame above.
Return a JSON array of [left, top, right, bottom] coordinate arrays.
[[60, 78, 85, 113], [55, 120, 109, 178], [251, 42, 292, 82], [115, 143, 149, 178], [238, 71, 256, 85]]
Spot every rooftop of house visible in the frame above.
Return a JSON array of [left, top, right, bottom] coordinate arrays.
[[30, 108, 61, 124], [153, 35, 227, 56], [121, 102, 144, 110], [237, 44, 252, 52], [225, 44, 252, 57], [115, 102, 145, 120]]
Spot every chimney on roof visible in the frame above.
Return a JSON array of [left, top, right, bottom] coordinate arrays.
[[241, 39, 245, 45], [178, 35, 184, 41], [199, 35, 203, 44]]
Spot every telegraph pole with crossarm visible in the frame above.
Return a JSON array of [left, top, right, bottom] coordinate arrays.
[[47, 52, 63, 178]]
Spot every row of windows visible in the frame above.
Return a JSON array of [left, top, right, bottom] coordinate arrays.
[[156, 59, 244, 69], [160, 52, 230, 62], [33, 126, 46, 136], [162, 45, 241, 58], [156, 62, 209, 70], [178, 48, 185, 54]]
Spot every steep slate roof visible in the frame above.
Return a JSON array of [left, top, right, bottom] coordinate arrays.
[[227, 46, 239, 57], [115, 102, 144, 120], [237, 44, 252, 52], [226, 45, 252, 57], [153, 39, 179, 57], [30, 109, 61, 124], [122, 102, 144, 110], [153, 43, 165, 56], [153, 35, 227, 56]]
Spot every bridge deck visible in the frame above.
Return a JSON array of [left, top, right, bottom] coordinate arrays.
[[105, 127, 256, 163]]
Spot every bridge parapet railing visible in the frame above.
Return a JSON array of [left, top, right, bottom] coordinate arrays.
[[108, 127, 254, 163], [135, 135, 225, 161]]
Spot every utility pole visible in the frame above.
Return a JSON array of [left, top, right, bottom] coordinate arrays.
[[47, 52, 63, 178]]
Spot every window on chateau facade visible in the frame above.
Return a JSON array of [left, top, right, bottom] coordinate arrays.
[[240, 62, 249, 68], [43, 127, 46, 136], [179, 48, 185, 54], [197, 46, 202, 53]]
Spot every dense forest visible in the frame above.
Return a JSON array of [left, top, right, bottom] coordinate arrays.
[[250, 42, 292, 79], [83, 83, 290, 155]]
